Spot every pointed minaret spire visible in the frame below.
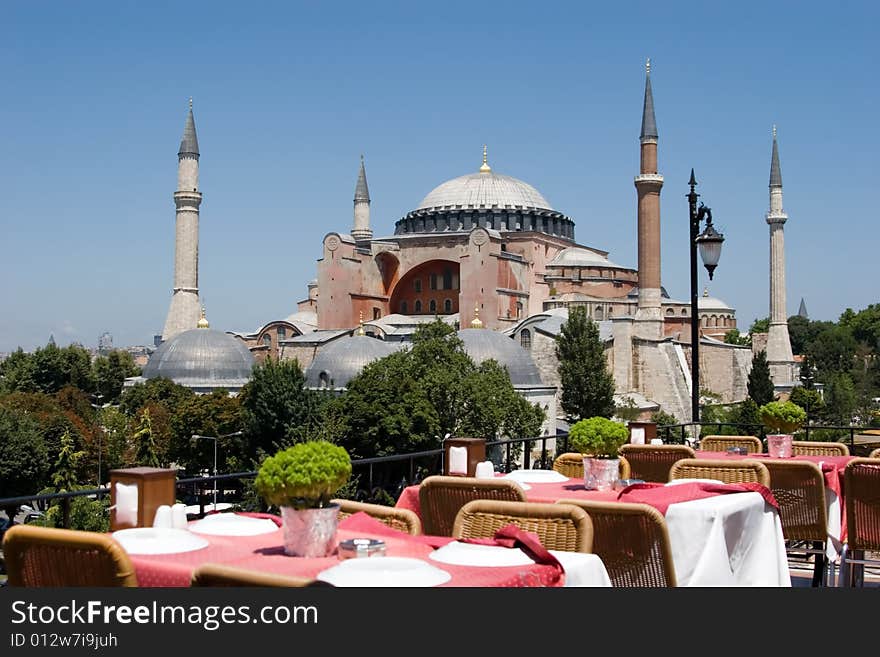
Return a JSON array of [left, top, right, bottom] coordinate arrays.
[[640, 58, 658, 143], [351, 155, 373, 241], [178, 98, 200, 158], [769, 125, 782, 187]]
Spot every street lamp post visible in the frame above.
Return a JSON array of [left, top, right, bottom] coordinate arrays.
[[687, 169, 725, 427], [192, 431, 243, 511]]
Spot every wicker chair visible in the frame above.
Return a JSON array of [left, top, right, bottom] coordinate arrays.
[[791, 441, 850, 457], [555, 499, 677, 587], [418, 476, 527, 536], [698, 435, 763, 454], [756, 458, 830, 586], [618, 444, 696, 483], [552, 453, 631, 480], [191, 564, 329, 587], [669, 458, 770, 486], [870, 448, 880, 459], [331, 499, 422, 535], [2, 525, 138, 587], [452, 500, 593, 553], [839, 458, 880, 587]]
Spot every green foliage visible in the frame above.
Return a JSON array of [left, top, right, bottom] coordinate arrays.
[[822, 373, 856, 425], [759, 400, 807, 434], [254, 441, 352, 509], [614, 395, 640, 422], [568, 417, 629, 458], [0, 342, 94, 395], [32, 488, 110, 533], [840, 304, 880, 350], [650, 409, 680, 426], [132, 408, 161, 467], [787, 315, 811, 355], [168, 391, 244, 473], [808, 326, 857, 381], [52, 430, 84, 492], [93, 350, 140, 403], [789, 386, 823, 420], [119, 377, 195, 417], [238, 358, 323, 455], [0, 406, 50, 499], [749, 317, 770, 334], [723, 329, 751, 346], [555, 307, 615, 421], [747, 350, 775, 406]]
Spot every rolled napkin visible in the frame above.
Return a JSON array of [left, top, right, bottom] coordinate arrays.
[[474, 460, 495, 479], [114, 482, 138, 527], [171, 503, 188, 529], [448, 446, 468, 475], [152, 504, 172, 528]]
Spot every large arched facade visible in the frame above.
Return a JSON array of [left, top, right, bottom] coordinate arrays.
[[389, 259, 460, 316]]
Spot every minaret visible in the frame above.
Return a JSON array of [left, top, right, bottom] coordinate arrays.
[[765, 126, 796, 383], [351, 155, 372, 241], [162, 99, 203, 341], [634, 59, 664, 339]]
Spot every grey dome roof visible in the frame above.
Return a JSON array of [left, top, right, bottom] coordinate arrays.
[[549, 247, 622, 268], [457, 328, 543, 386], [305, 335, 403, 389], [143, 329, 254, 390], [416, 171, 554, 212]]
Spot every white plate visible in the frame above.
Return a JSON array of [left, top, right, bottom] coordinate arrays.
[[111, 527, 209, 555], [316, 557, 451, 587], [665, 478, 724, 486], [504, 469, 569, 484], [429, 542, 534, 567], [189, 514, 279, 536]]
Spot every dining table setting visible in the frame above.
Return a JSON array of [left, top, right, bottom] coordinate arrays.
[[109, 510, 612, 588]]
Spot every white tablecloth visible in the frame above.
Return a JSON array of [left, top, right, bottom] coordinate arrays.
[[665, 492, 790, 587], [428, 541, 612, 587]]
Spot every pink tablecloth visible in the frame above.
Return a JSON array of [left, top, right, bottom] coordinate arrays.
[[126, 514, 563, 588]]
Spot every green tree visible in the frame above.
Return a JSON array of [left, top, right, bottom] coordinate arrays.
[[798, 356, 816, 389], [723, 328, 751, 346], [650, 409, 680, 426], [808, 326, 857, 380], [238, 358, 322, 455], [131, 407, 161, 467], [555, 307, 615, 421], [118, 377, 195, 417], [52, 430, 85, 491], [787, 315, 811, 355], [169, 391, 244, 473], [0, 406, 50, 517], [731, 398, 762, 431], [822, 373, 856, 425], [0, 391, 79, 466], [747, 350, 775, 406], [840, 304, 880, 350], [0, 348, 37, 393], [789, 386, 823, 423], [93, 350, 140, 403], [749, 317, 770, 334]]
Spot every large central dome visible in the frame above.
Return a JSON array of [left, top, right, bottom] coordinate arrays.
[[416, 171, 554, 212]]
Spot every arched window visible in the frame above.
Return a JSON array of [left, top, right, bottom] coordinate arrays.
[[682, 308, 688, 316], [400, 300, 408, 314], [319, 372, 330, 389], [520, 329, 532, 350], [262, 334, 272, 347], [595, 307, 604, 320], [414, 279, 422, 293], [443, 268, 452, 290], [429, 299, 437, 313], [277, 326, 286, 339], [414, 300, 422, 313], [666, 308, 675, 316], [444, 299, 452, 313]]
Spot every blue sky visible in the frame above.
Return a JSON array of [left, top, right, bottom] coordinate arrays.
[[1, 1, 876, 352]]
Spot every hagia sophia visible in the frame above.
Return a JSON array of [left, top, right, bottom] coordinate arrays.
[[132, 62, 799, 426]]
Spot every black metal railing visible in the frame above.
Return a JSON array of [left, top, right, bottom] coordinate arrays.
[[656, 422, 878, 451]]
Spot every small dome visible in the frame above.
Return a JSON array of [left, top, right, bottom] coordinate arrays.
[[304, 335, 403, 389], [456, 328, 543, 386], [698, 293, 732, 311], [143, 329, 255, 391], [416, 171, 554, 212], [549, 247, 621, 269]]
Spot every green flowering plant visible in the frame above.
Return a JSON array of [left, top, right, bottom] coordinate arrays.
[[759, 400, 807, 434], [569, 417, 629, 459], [254, 441, 352, 510]]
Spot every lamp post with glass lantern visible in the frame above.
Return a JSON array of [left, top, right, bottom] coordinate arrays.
[[688, 169, 725, 425]]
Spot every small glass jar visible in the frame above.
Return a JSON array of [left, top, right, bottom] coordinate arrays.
[[337, 538, 386, 560]]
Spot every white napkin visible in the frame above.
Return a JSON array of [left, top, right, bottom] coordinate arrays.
[[474, 461, 495, 479], [630, 427, 645, 445], [449, 446, 468, 475], [650, 438, 664, 445], [115, 482, 138, 527], [153, 505, 172, 528]]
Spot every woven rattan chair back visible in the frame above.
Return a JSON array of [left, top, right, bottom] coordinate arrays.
[[418, 476, 527, 536], [191, 564, 327, 587], [2, 525, 138, 587], [791, 441, 850, 457], [452, 500, 593, 552], [552, 453, 631, 480], [756, 459, 827, 541], [843, 458, 880, 551], [331, 499, 422, 535], [618, 444, 696, 483], [870, 448, 880, 459], [669, 458, 770, 486], [698, 435, 763, 454], [555, 499, 676, 587]]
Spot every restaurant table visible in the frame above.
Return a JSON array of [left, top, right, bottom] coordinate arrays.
[[118, 513, 611, 588], [695, 450, 854, 558], [396, 476, 790, 587]]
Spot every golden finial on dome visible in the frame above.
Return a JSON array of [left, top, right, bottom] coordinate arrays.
[[470, 305, 484, 329], [197, 307, 209, 329], [479, 145, 491, 173], [703, 287, 709, 298], [356, 310, 365, 336]]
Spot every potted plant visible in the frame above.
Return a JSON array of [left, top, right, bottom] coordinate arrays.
[[568, 417, 629, 490], [759, 400, 806, 458], [254, 440, 352, 557]]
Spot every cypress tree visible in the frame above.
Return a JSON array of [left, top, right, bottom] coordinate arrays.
[[555, 307, 615, 421], [747, 350, 775, 406]]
